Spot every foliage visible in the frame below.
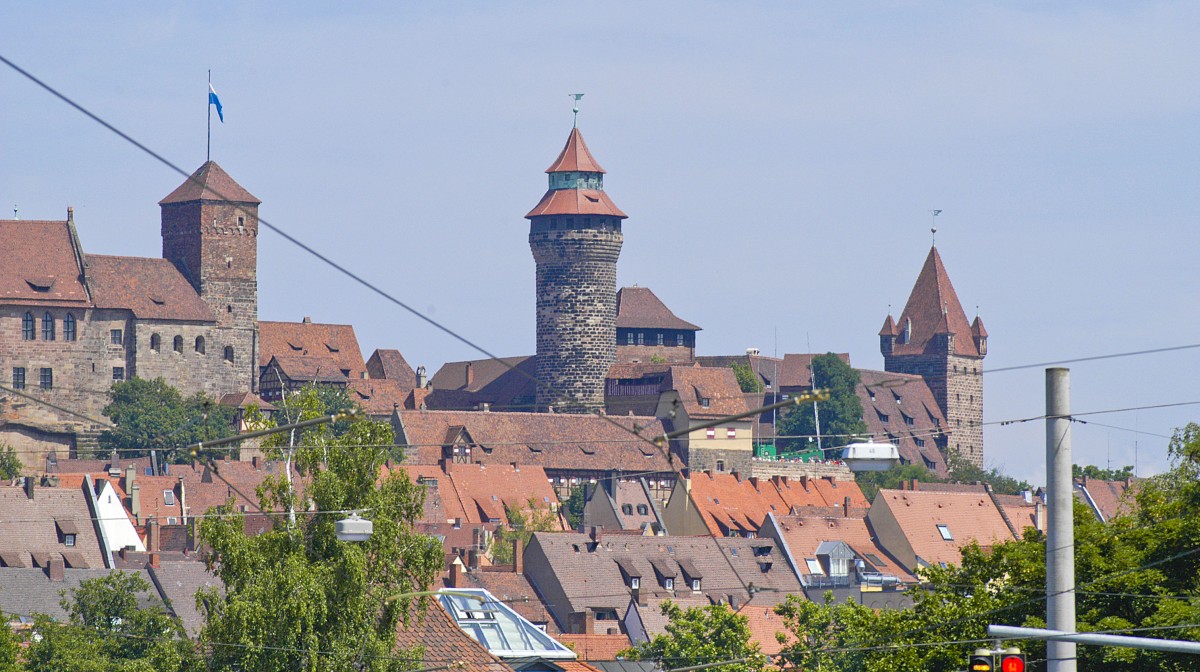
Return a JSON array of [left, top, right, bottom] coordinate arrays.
[[0, 444, 23, 480], [99, 378, 237, 462], [854, 463, 943, 501], [776, 354, 867, 452], [197, 405, 443, 672], [730, 362, 764, 393], [24, 572, 199, 671], [493, 498, 561, 564], [1073, 463, 1135, 481], [946, 451, 1032, 496], [563, 484, 586, 531], [0, 611, 20, 671], [649, 355, 667, 364], [620, 601, 768, 672]]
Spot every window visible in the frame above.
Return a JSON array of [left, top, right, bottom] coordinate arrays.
[[224, 346, 234, 362], [42, 313, 55, 340], [12, 368, 26, 390], [830, 557, 849, 576], [663, 578, 674, 590], [691, 578, 701, 591], [637, 332, 645, 346], [113, 367, 125, 381], [63, 314, 76, 341], [656, 333, 664, 346], [877, 411, 889, 424], [706, 428, 716, 439], [150, 334, 161, 352], [636, 504, 649, 516], [110, 329, 123, 345], [626, 332, 634, 345], [195, 336, 205, 354], [630, 577, 640, 590], [621, 504, 634, 515], [63, 534, 76, 547], [805, 558, 823, 575], [699, 397, 711, 408], [936, 524, 953, 541], [716, 460, 725, 472], [164, 490, 176, 506], [39, 368, 53, 390], [167, 517, 178, 525], [904, 415, 915, 427], [22, 312, 35, 340], [914, 437, 925, 448], [173, 335, 183, 353], [676, 333, 684, 346], [726, 428, 737, 439]]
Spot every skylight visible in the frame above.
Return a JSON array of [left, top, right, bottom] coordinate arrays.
[[936, 524, 953, 541]]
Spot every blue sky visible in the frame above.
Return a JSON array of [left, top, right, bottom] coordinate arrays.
[[3, 2, 1198, 484]]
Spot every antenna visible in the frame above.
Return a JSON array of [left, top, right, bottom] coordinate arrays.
[[570, 93, 584, 128], [929, 209, 942, 246], [12, 205, 18, 220]]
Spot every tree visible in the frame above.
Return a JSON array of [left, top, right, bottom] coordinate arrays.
[[776, 354, 867, 452], [197, 406, 443, 672], [730, 362, 764, 393], [0, 443, 23, 480], [492, 498, 561, 564], [24, 571, 199, 671], [99, 378, 236, 461], [563, 484, 586, 531], [0, 610, 20, 671], [1073, 463, 1135, 481], [946, 451, 1032, 496], [621, 601, 768, 672]]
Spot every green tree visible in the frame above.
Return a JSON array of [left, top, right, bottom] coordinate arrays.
[[776, 354, 867, 452], [563, 484, 586, 531], [1073, 463, 1135, 481], [730, 362, 764, 393], [0, 444, 23, 479], [24, 571, 199, 671], [99, 378, 236, 461], [0, 610, 21, 671], [854, 463, 944, 501], [946, 451, 1032, 496], [197, 408, 442, 672], [621, 601, 768, 672], [493, 498, 561, 564]]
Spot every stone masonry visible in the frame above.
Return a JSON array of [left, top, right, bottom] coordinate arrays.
[[883, 350, 983, 466]]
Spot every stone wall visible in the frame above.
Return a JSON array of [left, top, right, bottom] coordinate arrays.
[[128, 319, 251, 398], [748, 458, 855, 482], [884, 351, 984, 467], [616, 342, 695, 364]]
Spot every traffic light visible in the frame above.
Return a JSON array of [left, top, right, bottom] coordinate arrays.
[[999, 651, 1026, 672], [968, 651, 994, 672]]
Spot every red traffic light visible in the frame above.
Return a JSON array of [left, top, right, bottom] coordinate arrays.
[[1000, 654, 1026, 672]]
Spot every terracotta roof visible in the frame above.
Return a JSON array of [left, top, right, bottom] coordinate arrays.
[[347, 378, 414, 416], [0, 219, 90, 306], [991, 493, 1040, 535], [86, 254, 215, 321], [219, 391, 276, 411], [159, 161, 260, 205], [258, 320, 367, 377], [367, 348, 417, 384], [395, 410, 674, 474], [971, 316, 988, 338], [265, 355, 348, 383], [778, 353, 851, 389], [557, 633, 632, 660], [0, 484, 105, 569], [806, 477, 870, 510], [545, 128, 606, 174], [856, 369, 948, 474], [889, 247, 980, 357], [399, 463, 562, 528], [526, 189, 627, 219], [685, 472, 791, 537], [874, 488, 1014, 568], [879, 315, 899, 337], [772, 512, 916, 584], [400, 465, 470, 524], [615, 287, 700, 331], [737, 604, 796, 655], [394, 601, 511, 672], [663, 366, 748, 419], [693, 355, 782, 390], [1075, 477, 1140, 522]]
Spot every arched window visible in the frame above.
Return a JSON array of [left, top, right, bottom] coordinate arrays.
[[63, 313, 77, 341], [22, 312, 35, 340], [195, 336, 206, 354], [173, 336, 183, 353], [223, 346, 234, 363], [42, 313, 55, 341], [150, 334, 161, 352]]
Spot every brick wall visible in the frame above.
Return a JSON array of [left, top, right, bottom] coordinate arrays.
[[883, 351, 984, 467]]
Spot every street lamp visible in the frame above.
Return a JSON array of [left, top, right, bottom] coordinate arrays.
[[336, 512, 373, 542]]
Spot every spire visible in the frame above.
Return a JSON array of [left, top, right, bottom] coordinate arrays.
[[545, 128, 606, 174], [878, 314, 898, 337], [527, 127, 626, 220], [159, 161, 260, 205], [891, 246, 979, 356]]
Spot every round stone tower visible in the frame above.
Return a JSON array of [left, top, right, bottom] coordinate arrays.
[[526, 126, 628, 413]]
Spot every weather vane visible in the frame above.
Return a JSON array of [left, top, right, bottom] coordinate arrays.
[[929, 209, 942, 246], [570, 93, 584, 128]]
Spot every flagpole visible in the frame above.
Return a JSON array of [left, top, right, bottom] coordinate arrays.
[[207, 69, 211, 163]]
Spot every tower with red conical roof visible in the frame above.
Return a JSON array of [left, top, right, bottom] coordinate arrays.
[[880, 246, 987, 467], [526, 127, 627, 412]]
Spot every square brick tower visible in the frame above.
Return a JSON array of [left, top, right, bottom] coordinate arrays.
[[880, 246, 987, 467], [526, 127, 627, 413], [160, 161, 259, 392]]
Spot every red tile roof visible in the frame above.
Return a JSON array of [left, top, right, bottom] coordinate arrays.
[[890, 247, 979, 357], [366, 348, 417, 384], [398, 463, 562, 528], [874, 488, 1014, 568], [159, 161, 260, 205], [347, 378, 414, 416], [1075, 477, 1140, 522], [266, 355, 348, 383], [86, 255, 215, 321], [394, 601, 511, 672], [545, 128, 606, 174], [0, 219, 90, 306], [856, 369, 948, 474], [556, 633, 632, 660], [258, 320, 367, 377], [616, 287, 700, 331], [664, 366, 748, 419], [525, 189, 627, 218], [772, 512, 915, 584], [737, 604, 797, 655], [686, 473, 868, 537]]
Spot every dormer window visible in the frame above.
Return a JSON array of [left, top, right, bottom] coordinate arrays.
[[630, 577, 640, 590], [691, 578, 701, 591], [64, 534, 76, 547], [636, 504, 649, 516], [621, 504, 634, 515], [699, 397, 711, 408], [663, 578, 674, 590]]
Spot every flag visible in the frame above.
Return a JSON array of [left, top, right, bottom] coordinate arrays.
[[208, 83, 224, 123]]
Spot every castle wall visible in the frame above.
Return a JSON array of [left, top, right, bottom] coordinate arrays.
[[884, 352, 983, 467]]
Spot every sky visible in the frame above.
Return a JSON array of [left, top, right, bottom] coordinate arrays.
[[2, 2, 1198, 485]]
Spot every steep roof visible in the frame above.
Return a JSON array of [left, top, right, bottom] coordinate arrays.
[[1074, 477, 1140, 523], [265, 355, 348, 383], [86, 255, 215, 321], [0, 219, 91, 306], [347, 378, 414, 416], [874, 488, 1015, 568], [366, 348, 417, 384], [663, 366, 749, 419], [890, 247, 979, 357], [737, 604, 798, 655], [616, 287, 701, 331], [0, 484, 105, 569], [148, 560, 222, 636], [856, 369, 948, 474], [258, 320, 367, 377], [526, 189, 627, 219], [555, 634, 633, 661], [447, 570, 561, 635], [771, 512, 915, 584], [0, 568, 159, 621], [546, 128, 606, 174], [398, 463, 562, 528], [685, 473, 868, 537], [395, 601, 511, 672], [159, 161, 261, 205]]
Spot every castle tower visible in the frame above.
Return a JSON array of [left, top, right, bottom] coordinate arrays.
[[880, 246, 987, 467], [526, 127, 627, 413], [160, 161, 260, 392]]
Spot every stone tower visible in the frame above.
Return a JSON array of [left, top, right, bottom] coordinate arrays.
[[880, 246, 987, 467], [526, 127, 627, 413], [160, 161, 260, 392]]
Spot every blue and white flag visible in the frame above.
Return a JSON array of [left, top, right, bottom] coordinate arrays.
[[208, 83, 224, 123]]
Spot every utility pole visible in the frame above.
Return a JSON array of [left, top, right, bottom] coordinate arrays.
[[1046, 367, 1076, 672]]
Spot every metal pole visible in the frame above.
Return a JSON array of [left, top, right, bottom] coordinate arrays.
[[1046, 367, 1076, 672], [989, 625, 1200, 655], [207, 69, 211, 163]]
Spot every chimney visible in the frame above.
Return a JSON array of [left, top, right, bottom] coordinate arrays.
[[252, 456, 260, 469], [480, 402, 490, 412], [23, 476, 34, 500], [449, 558, 465, 588], [1035, 500, 1046, 533], [590, 526, 603, 544], [844, 496, 852, 516], [465, 362, 474, 387], [178, 476, 187, 525], [125, 463, 136, 492], [302, 316, 312, 324], [48, 556, 65, 582], [467, 549, 480, 570], [910, 478, 920, 492], [416, 365, 427, 389], [147, 517, 160, 553], [513, 538, 524, 574], [585, 610, 596, 634], [149, 551, 160, 569], [130, 479, 142, 524]]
